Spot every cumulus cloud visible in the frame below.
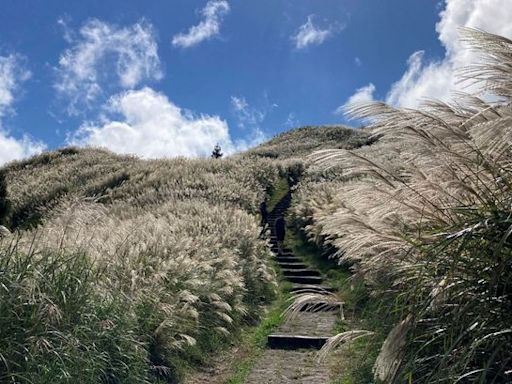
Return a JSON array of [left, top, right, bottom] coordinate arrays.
[[172, 1, 230, 48], [55, 19, 162, 115], [292, 15, 341, 49], [385, 0, 512, 107], [0, 134, 45, 165], [337, 83, 376, 114], [70, 87, 250, 158], [0, 54, 44, 165]]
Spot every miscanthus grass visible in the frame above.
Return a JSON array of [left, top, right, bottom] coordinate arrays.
[[0, 152, 306, 382], [290, 29, 512, 383]]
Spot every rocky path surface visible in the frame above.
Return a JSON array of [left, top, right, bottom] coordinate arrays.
[[245, 191, 341, 384]]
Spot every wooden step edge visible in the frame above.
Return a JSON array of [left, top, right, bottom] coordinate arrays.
[[282, 269, 322, 277], [285, 276, 323, 284], [277, 262, 309, 269], [267, 334, 329, 350], [275, 257, 301, 263]]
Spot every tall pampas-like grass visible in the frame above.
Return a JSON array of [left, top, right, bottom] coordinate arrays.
[[290, 29, 512, 383], [0, 151, 298, 382]]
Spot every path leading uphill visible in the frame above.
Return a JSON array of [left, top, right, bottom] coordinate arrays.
[[245, 190, 341, 384]]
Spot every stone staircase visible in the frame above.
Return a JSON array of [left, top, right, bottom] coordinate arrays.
[[245, 190, 340, 383]]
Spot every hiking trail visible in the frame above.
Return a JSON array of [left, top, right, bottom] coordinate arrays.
[[244, 188, 342, 384]]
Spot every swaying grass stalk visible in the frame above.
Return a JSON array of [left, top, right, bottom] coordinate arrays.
[[291, 28, 512, 383]]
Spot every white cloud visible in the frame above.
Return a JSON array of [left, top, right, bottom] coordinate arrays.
[[292, 15, 341, 50], [337, 83, 376, 114], [0, 55, 31, 117], [55, 19, 162, 115], [385, 0, 512, 108], [70, 87, 251, 158], [230, 95, 266, 129], [0, 54, 44, 165], [172, 1, 230, 48], [354, 57, 362, 66], [0, 134, 45, 165]]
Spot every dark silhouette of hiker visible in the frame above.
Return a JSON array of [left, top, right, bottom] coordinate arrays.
[[275, 216, 286, 254], [259, 200, 268, 226], [259, 200, 268, 238]]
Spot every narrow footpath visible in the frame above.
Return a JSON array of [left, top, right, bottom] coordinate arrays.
[[245, 189, 341, 384]]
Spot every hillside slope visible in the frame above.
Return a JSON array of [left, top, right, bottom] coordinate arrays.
[[244, 125, 371, 159], [289, 30, 512, 383], [0, 125, 367, 383]]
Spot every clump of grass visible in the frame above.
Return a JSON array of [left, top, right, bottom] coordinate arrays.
[[0, 243, 150, 383], [0, 151, 312, 382], [292, 29, 512, 382]]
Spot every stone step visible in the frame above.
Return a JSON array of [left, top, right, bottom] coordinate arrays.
[[271, 247, 292, 254], [277, 262, 308, 269], [267, 334, 328, 350], [284, 275, 323, 285], [290, 284, 336, 294], [276, 256, 301, 263], [282, 269, 321, 277]]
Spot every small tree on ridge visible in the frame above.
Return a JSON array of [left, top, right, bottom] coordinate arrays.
[[211, 144, 223, 159]]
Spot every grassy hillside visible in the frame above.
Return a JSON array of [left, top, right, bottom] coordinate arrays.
[[245, 125, 372, 159], [290, 29, 512, 383], [0, 126, 367, 383]]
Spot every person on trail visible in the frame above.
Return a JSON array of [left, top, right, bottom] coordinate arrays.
[[259, 200, 268, 225], [274, 216, 286, 254], [258, 200, 269, 238], [259, 200, 268, 226]]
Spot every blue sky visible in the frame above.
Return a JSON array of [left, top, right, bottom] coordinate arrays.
[[0, 0, 510, 162]]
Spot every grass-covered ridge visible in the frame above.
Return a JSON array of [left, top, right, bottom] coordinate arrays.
[[0, 149, 288, 383], [246, 125, 372, 159], [0, 125, 368, 383]]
